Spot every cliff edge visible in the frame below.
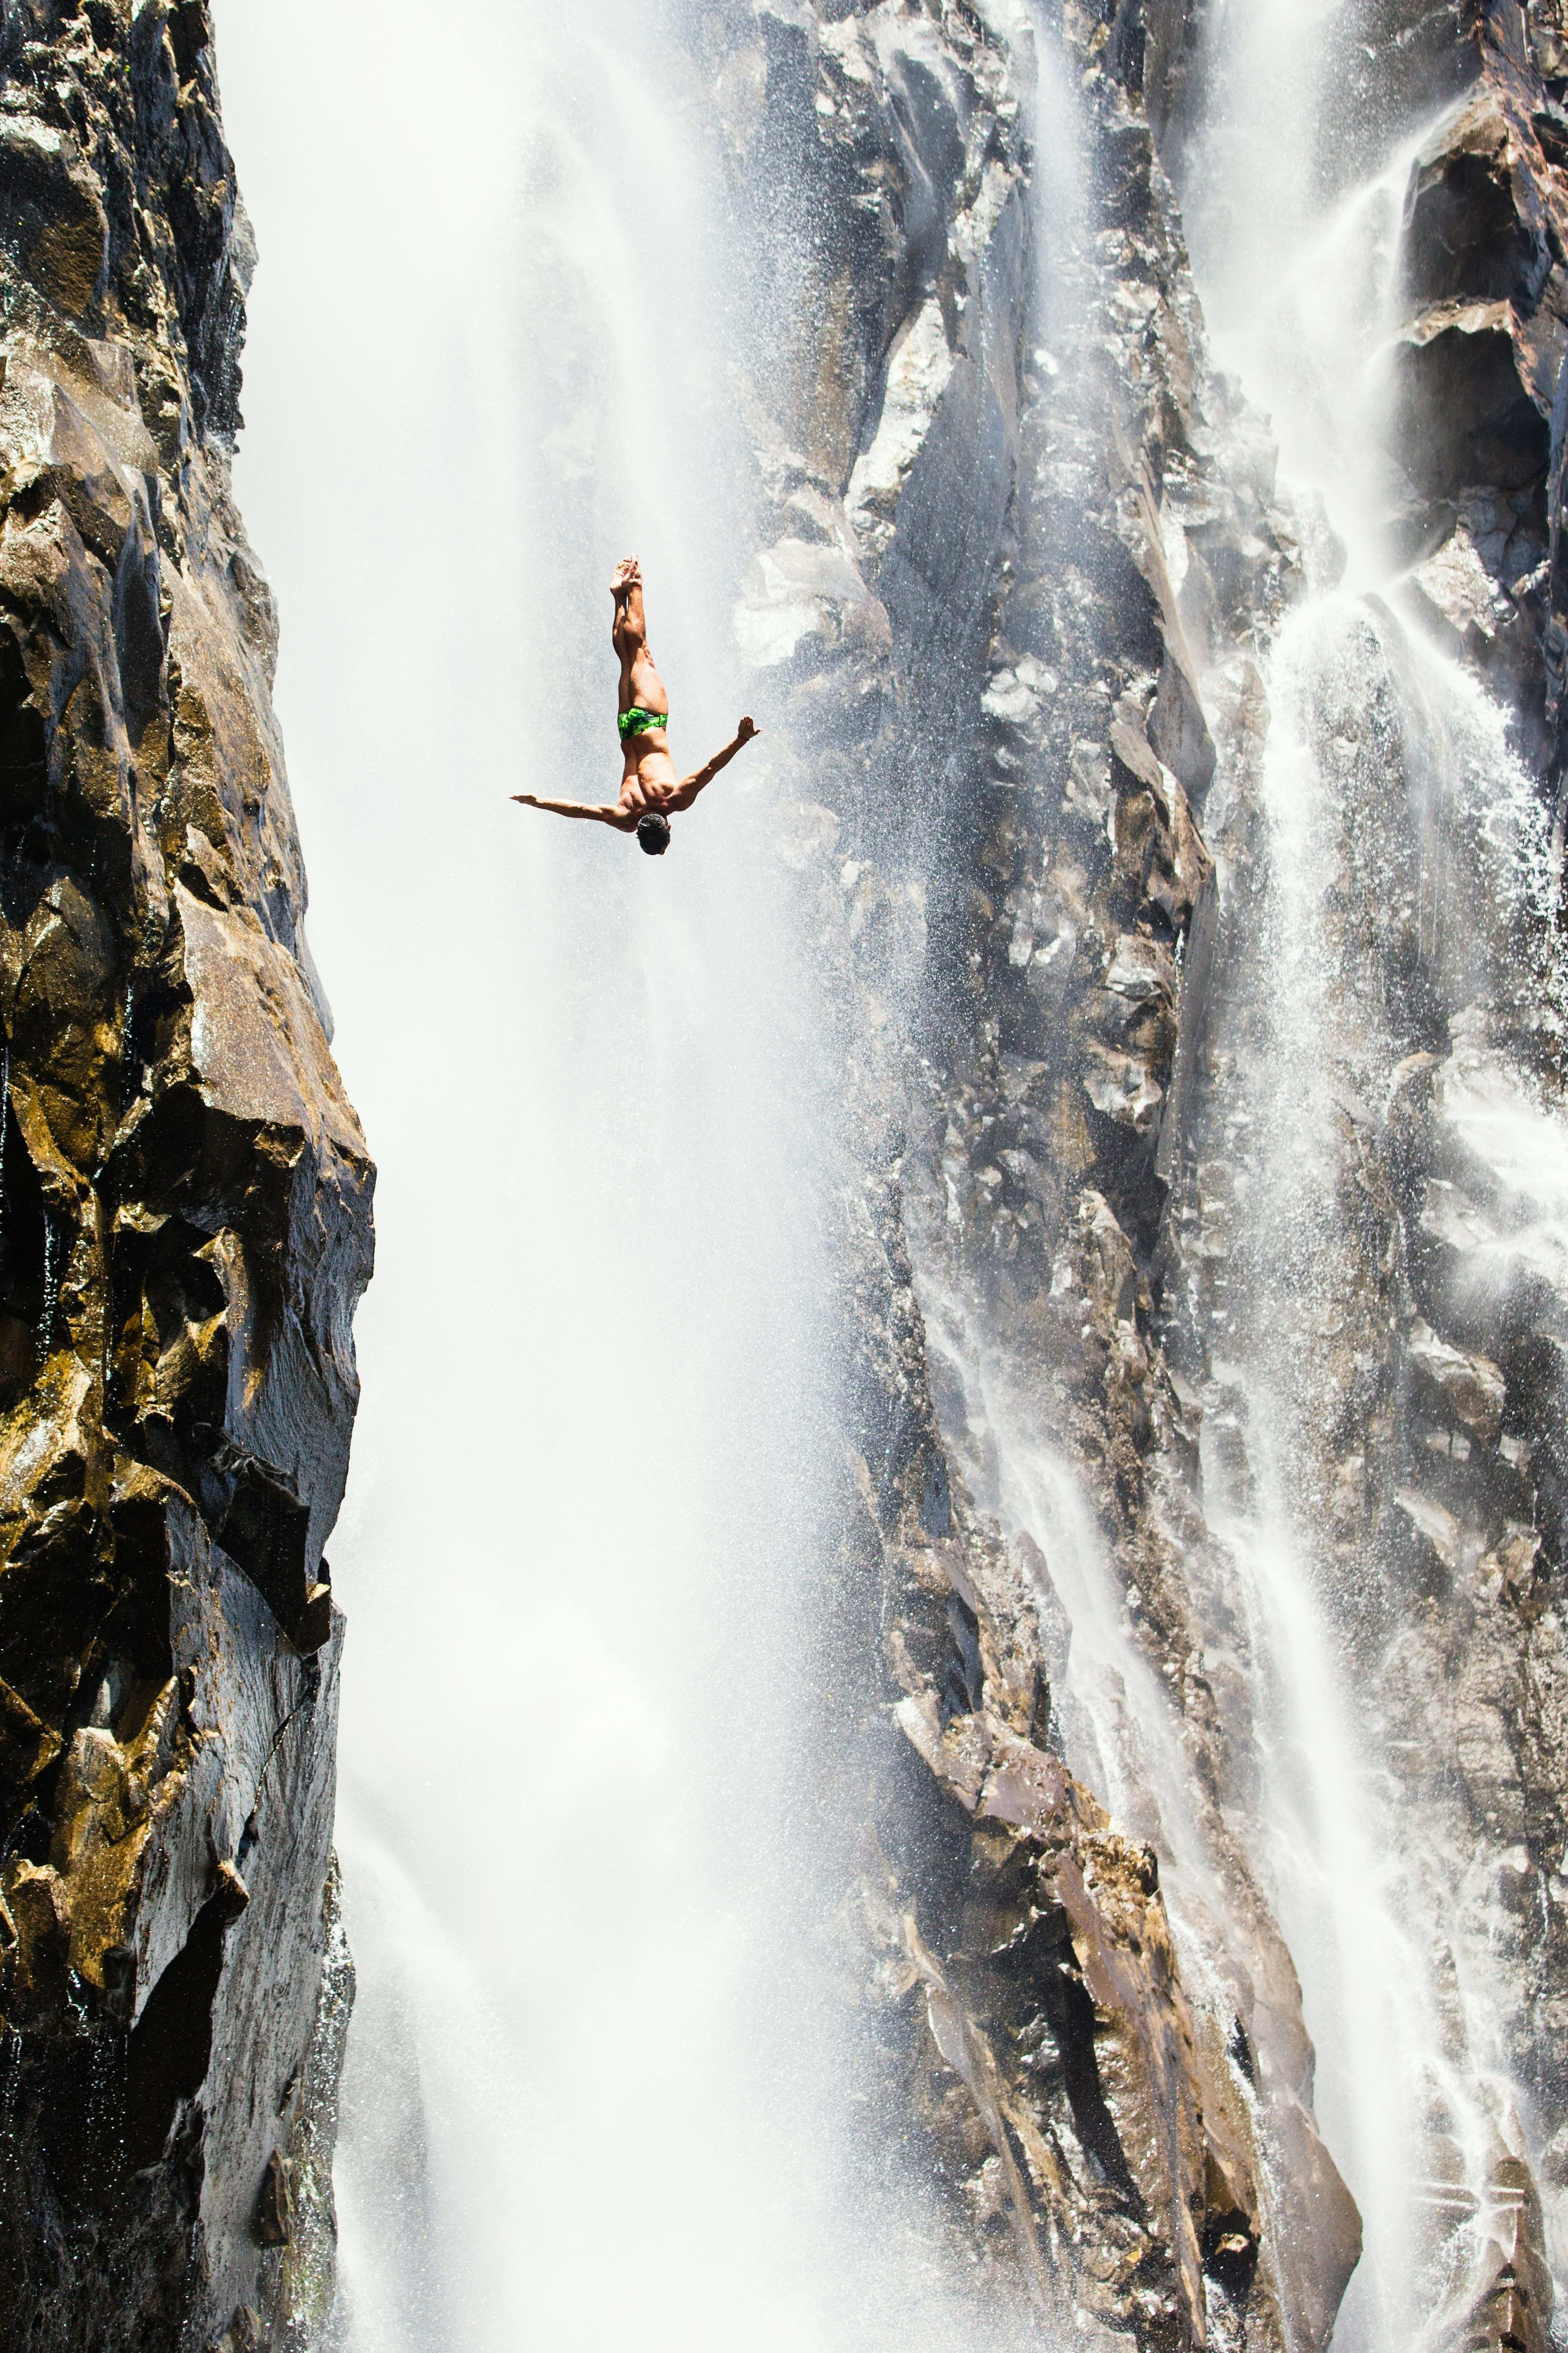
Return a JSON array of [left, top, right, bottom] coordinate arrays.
[[0, 5, 370, 2347]]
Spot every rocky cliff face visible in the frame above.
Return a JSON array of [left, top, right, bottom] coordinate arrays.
[[12, 2, 1566, 2345], [0, 5, 369, 2348], [715, 1, 1568, 2347]]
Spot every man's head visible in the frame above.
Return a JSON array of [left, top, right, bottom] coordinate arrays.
[[636, 813, 671, 857]]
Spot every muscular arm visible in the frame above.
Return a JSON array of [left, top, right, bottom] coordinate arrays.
[[670, 717, 760, 811], [512, 793, 636, 831]]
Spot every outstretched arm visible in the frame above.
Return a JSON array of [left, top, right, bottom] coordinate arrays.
[[512, 793, 635, 831], [670, 716, 760, 811]]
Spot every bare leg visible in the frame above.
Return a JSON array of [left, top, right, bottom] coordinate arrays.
[[611, 556, 646, 670], [610, 556, 667, 715]]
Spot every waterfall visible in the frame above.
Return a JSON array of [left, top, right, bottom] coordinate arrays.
[[215, 3, 845, 2344], [1178, 3, 1567, 2344]]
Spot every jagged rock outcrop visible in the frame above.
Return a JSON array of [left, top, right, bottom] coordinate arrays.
[[0, 5, 371, 2346]]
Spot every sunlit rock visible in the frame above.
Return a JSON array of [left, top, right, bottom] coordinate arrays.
[[0, 3, 371, 2345]]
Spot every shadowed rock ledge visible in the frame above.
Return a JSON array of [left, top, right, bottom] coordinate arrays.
[[0, 4, 371, 2346]]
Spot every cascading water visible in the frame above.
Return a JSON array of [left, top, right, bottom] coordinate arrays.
[[211, 6, 855, 2345], [916, 2, 1236, 1946], [895, 0, 1568, 2343], [1177, 2, 1568, 2344]]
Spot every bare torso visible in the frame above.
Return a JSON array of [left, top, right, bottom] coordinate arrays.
[[618, 751, 681, 814]]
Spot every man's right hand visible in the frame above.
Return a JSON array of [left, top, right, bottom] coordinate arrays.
[[737, 716, 759, 744], [512, 793, 539, 806]]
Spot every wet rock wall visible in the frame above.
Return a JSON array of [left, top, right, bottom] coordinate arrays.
[[0, 5, 370, 2347], [1163, 7, 1568, 2351], [715, 3, 1358, 2346], [714, 0, 1568, 2346]]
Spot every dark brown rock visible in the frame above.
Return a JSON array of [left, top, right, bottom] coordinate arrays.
[[0, 3, 371, 2345], [254, 2150, 294, 2250]]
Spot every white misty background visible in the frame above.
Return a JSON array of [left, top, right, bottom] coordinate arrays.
[[208, 3, 896, 2346]]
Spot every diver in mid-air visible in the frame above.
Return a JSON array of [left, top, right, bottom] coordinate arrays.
[[511, 557, 759, 855]]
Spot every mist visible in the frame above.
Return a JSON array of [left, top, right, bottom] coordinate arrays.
[[209, 6, 876, 2343]]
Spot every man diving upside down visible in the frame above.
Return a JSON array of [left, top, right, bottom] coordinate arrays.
[[512, 557, 759, 855]]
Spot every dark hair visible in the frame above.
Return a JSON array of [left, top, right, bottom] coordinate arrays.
[[636, 814, 671, 857]]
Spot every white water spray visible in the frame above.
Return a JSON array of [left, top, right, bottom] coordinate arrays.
[[1181, 2, 1568, 2343], [211, 5, 1063, 2345], [209, 6, 875, 2346]]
